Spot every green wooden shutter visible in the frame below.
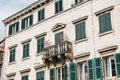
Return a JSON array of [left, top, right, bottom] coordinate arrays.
[[26, 43, 29, 57], [75, 0, 78, 4], [38, 10, 41, 21], [75, 22, 86, 40], [50, 68, 55, 80], [115, 53, 120, 77], [88, 59, 94, 80], [16, 22, 19, 32], [13, 48, 16, 62], [64, 65, 67, 80], [80, 21, 86, 39], [21, 19, 25, 30], [42, 8, 45, 20], [22, 75, 28, 80], [99, 14, 106, 33], [9, 25, 12, 35], [105, 13, 112, 31], [94, 58, 102, 80], [29, 15, 33, 26], [59, 0, 63, 12], [23, 44, 26, 58], [69, 62, 76, 80], [37, 71, 44, 80], [37, 37, 44, 53], [55, 1, 58, 13]]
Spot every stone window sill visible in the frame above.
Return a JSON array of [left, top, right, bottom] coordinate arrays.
[[9, 61, 16, 65], [74, 38, 88, 44], [98, 30, 114, 37], [22, 57, 30, 61], [36, 52, 44, 56], [104, 76, 117, 80]]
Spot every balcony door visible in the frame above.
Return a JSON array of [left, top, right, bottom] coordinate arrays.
[[55, 32, 63, 44]]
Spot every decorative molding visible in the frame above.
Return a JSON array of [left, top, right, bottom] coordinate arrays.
[[34, 64, 46, 70], [19, 68, 31, 74], [3, 0, 54, 25], [72, 16, 88, 24], [21, 38, 32, 44], [95, 6, 114, 15], [34, 32, 47, 38], [98, 45, 118, 53], [51, 23, 66, 32], [8, 44, 17, 49], [6, 72, 16, 77], [74, 52, 90, 59]]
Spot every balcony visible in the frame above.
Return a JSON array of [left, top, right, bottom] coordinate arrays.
[[42, 41, 73, 65]]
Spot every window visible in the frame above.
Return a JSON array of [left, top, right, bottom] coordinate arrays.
[[37, 37, 44, 53], [57, 67, 65, 80], [55, 0, 63, 14], [38, 8, 45, 21], [36, 71, 44, 80], [50, 66, 67, 80], [78, 62, 88, 80], [21, 15, 33, 30], [55, 32, 63, 44], [75, 21, 86, 41], [99, 12, 112, 33], [23, 43, 29, 58], [22, 75, 28, 80], [9, 22, 19, 35], [75, 0, 84, 4], [9, 48, 16, 62], [103, 56, 116, 78]]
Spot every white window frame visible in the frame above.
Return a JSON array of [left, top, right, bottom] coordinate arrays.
[[56, 67, 64, 80], [25, 18, 30, 28], [78, 61, 88, 80], [103, 56, 116, 78]]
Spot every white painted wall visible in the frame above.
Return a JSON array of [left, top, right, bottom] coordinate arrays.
[[2, 0, 120, 80]]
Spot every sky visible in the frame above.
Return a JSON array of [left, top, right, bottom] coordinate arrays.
[[0, 0, 38, 41]]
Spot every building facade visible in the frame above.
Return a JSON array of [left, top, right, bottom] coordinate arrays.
[[2, 0, 120, 80], [0, 39, 5, 80]]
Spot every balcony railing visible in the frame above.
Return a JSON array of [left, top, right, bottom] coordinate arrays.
[[43, 41, 72, 60]]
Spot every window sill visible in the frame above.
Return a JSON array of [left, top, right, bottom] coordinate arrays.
[[71, 0, 92, 8], [98, 30, 114, 37], [9, 61, 16, 65], [36, 52, 44, 56], [74, 38, 88, 44], [22, 57, 30, 61], [104, 76, 117, 80]]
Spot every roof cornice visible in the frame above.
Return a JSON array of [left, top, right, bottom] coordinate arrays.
[[2, 0, 53, 25]]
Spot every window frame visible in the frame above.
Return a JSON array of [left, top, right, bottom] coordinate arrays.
[[37, 36, 45, 54], [56, 67, 65, 80], [21, 75, 28, 80], [9, 47, 16, 63], [103, 56, 117, 78], [98, 11, 113, 34], [38, 8, 45, 22], [78, 61, 88, 80], [75, 20, 86, 41], [55, 0, 63, 14], [36, 71, 44, 80], [22, 42, 30, 58]]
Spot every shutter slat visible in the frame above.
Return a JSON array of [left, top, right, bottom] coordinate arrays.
[[88, 59, 94, 80], [115, 53, 120, 77], [95, 57, 102, 80], [69, 62, 76, 80], [105, 13, 112, 31]]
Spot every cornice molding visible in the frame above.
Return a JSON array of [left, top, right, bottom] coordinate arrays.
[[51, 23, 66, 32], [6, 72, 16, 77], [34, 32, 47, 38], [34, 64, 46, 70], [21, 38, 32, 44], [19, 68, 31, 74], [98, 45, 118, 53], [8, 44, 17, 49], [3, 0, 54, 25], [72, 16, 88, 24], [95, 6, 114, 15], [74, 52, 90, 59]]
